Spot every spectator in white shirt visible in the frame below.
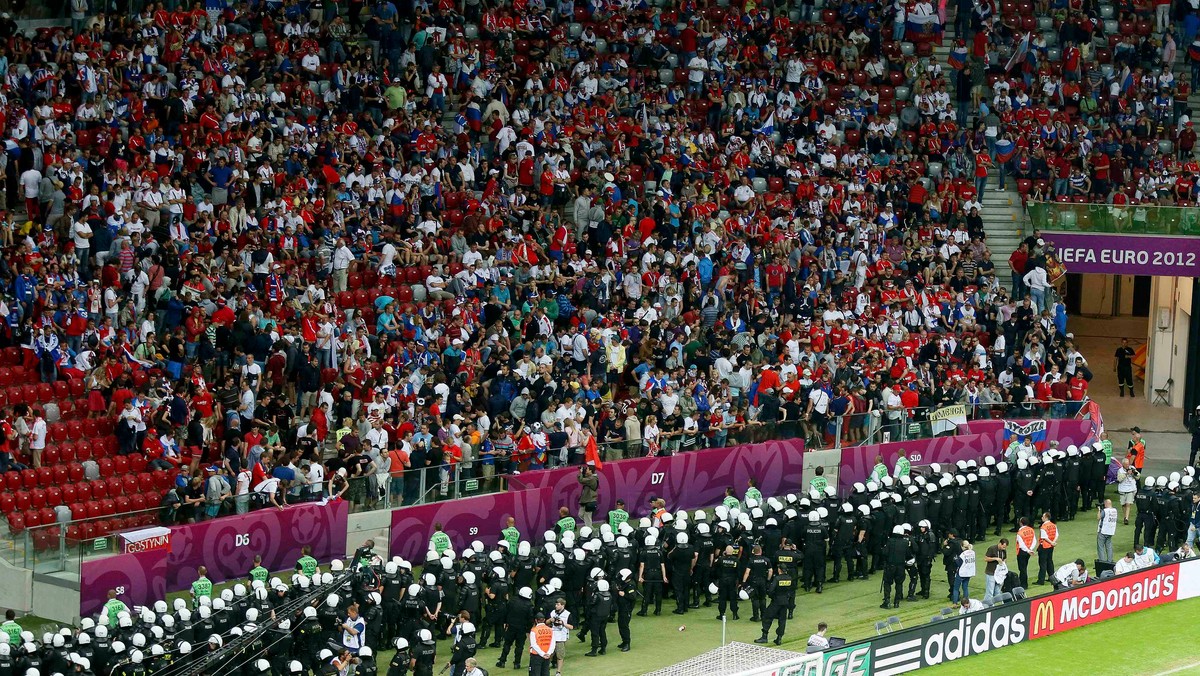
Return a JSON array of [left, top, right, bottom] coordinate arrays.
[[1114, 551, 1138, 575], [959, 597, 985, 614], [1097, 499, 1118, 562]]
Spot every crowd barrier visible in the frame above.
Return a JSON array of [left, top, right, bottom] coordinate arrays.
[[388, 439, 806, 562], [838, 418, 1094, 494], [782, 557, 1200, 676], [77, 500, 348, 616]]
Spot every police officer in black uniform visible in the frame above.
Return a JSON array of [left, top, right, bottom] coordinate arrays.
[[978, 467, 997, 538], [742, 543, 772, 623], [830, 504, 857, 584], [1064, 447, 1083, 520], [669, 532, 697, 615], [1013, 459, 1037, 531], [754, 565, 794, 646], [637, 534, 666, 616], [614, 569, 636, 652], [775, 539, 799, 618], [994, 462, 1012, 535], [881, 525, 911, 609], [715, 546, 742, 621], [801, 511, 827, 593], [909, 519, 938, 600], [692, 523, 716, 608], [584, 579, 613, 656]]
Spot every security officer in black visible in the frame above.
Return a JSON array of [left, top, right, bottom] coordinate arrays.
[[754, 565, 794, 646], [830, 504, 857, 584], [994, 462, 1012, 535], [801, 511, 827, 593], [387, 638, 412, 676], [854, 504, 872, 580], [1064, 448, 1083, 520], [909, 520, 938, 600], [1036, 455, 1060, 519], [925, 484, 945, 538], [742, 543, 773, 622], [692, 523, 716, 608], [584, 579, 614, 656], [907, 486, 928, 533], [1150, 478, 1168, 550], [978, 468, 997, 538], [1014, 460, 1037, 531], [952, 476, 971, 538], [774, 539, 800, 618], [614, 569, 636, 652], [1081, 446, 1106, 510], [637, 535, 667, 616], [1158, 481, 1183, 551], [1134, 476, 1156, 548], [715, 546, 742, 621], [965, 474, 983, 541], [669, 532, 697, 615], [881, 525, 911, 609]]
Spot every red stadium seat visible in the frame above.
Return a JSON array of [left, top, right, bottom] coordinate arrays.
[[48, 423, 67, 443], [20, 470, 37, 490], [29, 489, 46, 509], [36, 383, 54, 403], [45, 486, 62, 508], [7, 513, 24, 534], [52, 465, 68, 486], [4, 473, 20, 492], [36, 467, 52, 486], [114, 495, 131, 514], [98, 458, 113, 478], [53, 380, 69, 400], [90, 480, 107, 500], [0, 494, 14, 515], [122, 475, 139, 496], [61, 485, 77, 505], [112, 456, 129, 475], [68, 464, 84, 483]]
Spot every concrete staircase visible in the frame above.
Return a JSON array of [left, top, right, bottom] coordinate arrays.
[[927, 13, 1027, 281]]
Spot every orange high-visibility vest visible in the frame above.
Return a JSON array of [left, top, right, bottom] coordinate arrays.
[[1039, 521, 1058, 549], [530, 624, 553, 655], [1017, 526, 1037, 553]]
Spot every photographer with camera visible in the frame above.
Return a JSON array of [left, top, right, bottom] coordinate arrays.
[[548, 598, 573, 676], [1117, 456, 1139, 526], [578, 465, 599, 528]]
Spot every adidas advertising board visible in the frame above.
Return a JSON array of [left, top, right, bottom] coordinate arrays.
[[868, 599, 1032, 676]]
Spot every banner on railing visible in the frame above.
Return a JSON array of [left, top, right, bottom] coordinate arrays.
[[507, 439, 806, 517], [838, 419, 1091, 494], [1003, 419, 1047, 450], [929, 405, 968, 436], [79, 500, 349, 617], [389, 440, 806, 562]]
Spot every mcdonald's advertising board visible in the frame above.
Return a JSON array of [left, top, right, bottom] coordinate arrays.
[[1028, 563, 1181, 639]]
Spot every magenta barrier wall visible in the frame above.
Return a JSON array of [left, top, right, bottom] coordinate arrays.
[[79, 500, 349, 617], [506, 439, 807, 517], [388, 487, 555, 563], [837, 418, 1092, 494], [389, 439, 806, 561]]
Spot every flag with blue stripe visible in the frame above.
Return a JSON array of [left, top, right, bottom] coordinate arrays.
[[754, 112, 775, 136], [948, 45, 968, 70], [995, 138, 1017, 163]]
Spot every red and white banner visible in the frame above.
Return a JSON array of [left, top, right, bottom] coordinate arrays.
[[1029, 564, 1180, 639]]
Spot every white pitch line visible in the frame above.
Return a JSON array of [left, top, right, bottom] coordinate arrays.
[[1152, 660, 1200, 676]]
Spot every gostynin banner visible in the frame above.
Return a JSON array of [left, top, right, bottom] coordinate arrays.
[[929, 404, 968, 436]]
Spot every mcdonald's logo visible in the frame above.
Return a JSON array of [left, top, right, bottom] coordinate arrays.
[[1031, 599, 1055, 638]]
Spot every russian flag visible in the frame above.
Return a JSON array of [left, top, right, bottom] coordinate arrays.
[[948, 45, 968, 70], [995, 138, 1017, 164], [1005, 32, 1031, 72], [1004, 419, 1048, 451], [755, 112, 776, 136], [1189, 41, 1200, 63]]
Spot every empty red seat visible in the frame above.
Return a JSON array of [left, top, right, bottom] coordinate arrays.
[[105, 476, 123, 496], [48, 423, 67, 443], [90, 481, 107, 500], [98, 458, 113, 477], [129, 456, 148, 473], [41, 446, 60, 466], [7, 513, 24, 534], [24, 509, 43, 528], [78, 521, 95, 541], [75, 482, 92, 501], [0, 494, 14, 514], [68, 464, 84, 483], [61, 485, 77, 505], [69, 420, 86, 439], [129, 493, 147, 512], [68, 379, 84, 397], [52, 465, 68, 485], [84, 501, 102, 519], [113, 456, 129, 475], [37, 507, 54, 526], [4, 473, 19, 492], [114, 495, 131, 514], [20, 470, 37, 490], [35, 383, 53, 403], [45, 486, 62, 507], [137, 473, 155, 493], [53, 380, 69, 399], [29, 489, 46, 509], [60, 444, 76, 464], [122, 475, 139, 495], [36, 467, 52, 486]]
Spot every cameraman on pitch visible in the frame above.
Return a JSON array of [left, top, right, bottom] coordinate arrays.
[[578, 464, 599, 527], [548, 597, 573, 675]]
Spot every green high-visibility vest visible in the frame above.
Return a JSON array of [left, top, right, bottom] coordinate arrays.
[[297, 555, 319, 577], [1099, 440, 1113, 465], [723, 496, 740, 511], [103, 599, 128, 626], [608, 509, 629, 530], [502, 526, 521, 551], [0, 620, 21, 645], [431, 531, 452, 555], [895, 456, 911, 477], [556, 516, 576, 534], [249, 566, 269, 583], [809, 476, 828, 493], [870, 463, 888, 483], [745, 487, 762, 504], [192, 577, 212, 604]]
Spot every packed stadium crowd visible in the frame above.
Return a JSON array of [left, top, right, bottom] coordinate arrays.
[[3, 0, 1181, 526]]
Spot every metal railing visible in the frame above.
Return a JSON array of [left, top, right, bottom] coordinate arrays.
[[1027, 201, 1200, 236], [3, 399, 1090, 572]]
